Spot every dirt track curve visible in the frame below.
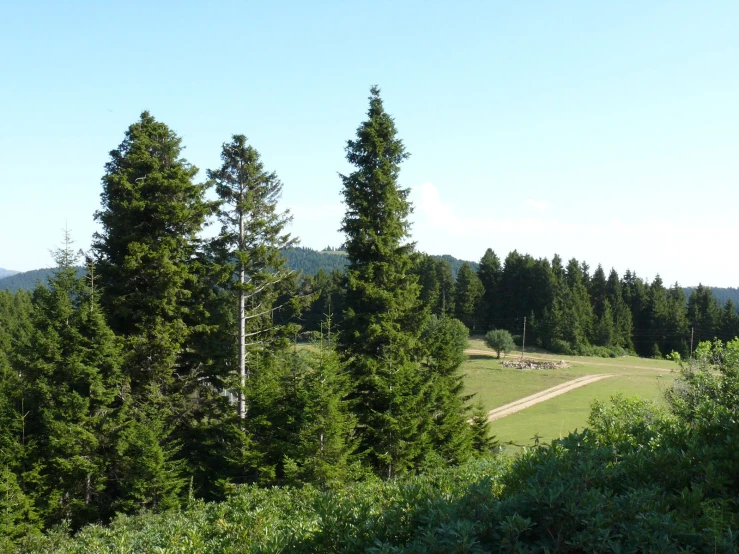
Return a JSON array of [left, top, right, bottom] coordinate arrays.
[[484, 374, 613, 423]]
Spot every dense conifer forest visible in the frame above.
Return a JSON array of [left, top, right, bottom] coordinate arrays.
[[2, 88, 739, 551]]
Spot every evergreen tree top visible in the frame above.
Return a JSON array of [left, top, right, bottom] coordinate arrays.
[[345, 86, 409, 173], [341, 87, 413, 265]]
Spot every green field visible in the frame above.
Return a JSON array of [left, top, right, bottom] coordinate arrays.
[[462, 337, 677, 451]]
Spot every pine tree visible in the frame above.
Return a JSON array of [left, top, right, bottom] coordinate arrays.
[[271, 322, 357, 487], [92, 112, 212, 512], [436, 259, 455, 317], [454, 263, 484, 331], [0, 292, 37, 542], [416, 255, 441, 314], [663, 283, 688, 356], [469, 401, 497, 454], [338, 86, 429, 478], [593, 300, 615, 347], [0, 466, 38, 546], [207, 135, 295, 420], [643, 275, 670, 356], [18, 232, 124, 528], [536, 256, 568, 352], [717, 299, 739, 343], [477, 248, 501, 330], [622, 270, 650, 356], [563, 258, 594, 351], [93, 111, 214, 390], [687, 284, 720, 345], [420, 316, 475, 463], [589, 264, 608, 318], [605, 269, 633, 350]]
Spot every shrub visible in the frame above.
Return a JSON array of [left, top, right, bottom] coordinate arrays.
[[548, 338, 572, 355], [484, 329, 515, 359]]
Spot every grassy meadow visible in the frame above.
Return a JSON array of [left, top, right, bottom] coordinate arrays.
[[463, 336, 677, 451]]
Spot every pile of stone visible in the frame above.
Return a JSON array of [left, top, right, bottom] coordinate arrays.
[[501, 358, 570, 370]]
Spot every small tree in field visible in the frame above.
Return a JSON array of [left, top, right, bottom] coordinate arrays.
[[484, 329, 515, 359]]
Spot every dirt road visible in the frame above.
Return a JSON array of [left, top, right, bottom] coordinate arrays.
[[484, 374, 613, 422]]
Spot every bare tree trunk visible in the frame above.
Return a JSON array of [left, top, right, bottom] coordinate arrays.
[[238, 210, 246, 420]]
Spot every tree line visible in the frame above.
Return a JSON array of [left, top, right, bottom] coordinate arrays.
[[301, 250, 739, 359], [0, 88, 493, 542]]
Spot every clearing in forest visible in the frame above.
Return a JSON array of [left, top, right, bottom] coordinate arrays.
[[484, 374, 613, 422]]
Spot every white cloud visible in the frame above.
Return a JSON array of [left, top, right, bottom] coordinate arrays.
[[408, 182, 739, 287]]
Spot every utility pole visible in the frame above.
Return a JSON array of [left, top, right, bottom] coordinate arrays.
[[521, 316, 526, 359], [690, 326, 694, 358]]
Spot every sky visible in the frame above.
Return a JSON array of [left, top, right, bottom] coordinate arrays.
[[1, 1, 738, 286]]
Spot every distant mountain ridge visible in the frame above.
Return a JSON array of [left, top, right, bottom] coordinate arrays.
[[0, 267, 85, 293], [4, 252, 735, 308], [281, 247, 476, 278], [0, 248, 478, 292], [683, 286, 739, 308], [0, 268, 19, 280]]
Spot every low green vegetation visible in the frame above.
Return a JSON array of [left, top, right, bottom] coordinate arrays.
[[14, 340, 739, 552]]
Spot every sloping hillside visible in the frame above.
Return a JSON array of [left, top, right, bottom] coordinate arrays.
[[0, 268, 19, 279], [0, 267, 84, 292], [0, 249, 478, 291], [684, 286, 739, 308]]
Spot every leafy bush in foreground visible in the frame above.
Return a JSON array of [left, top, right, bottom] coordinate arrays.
[[16, 340, 739, 553]]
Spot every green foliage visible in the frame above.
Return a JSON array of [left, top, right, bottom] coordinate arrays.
[[687, 284, 721, 344], [257, 339, 359, 487], [17, 234, 125, 529], [338, 87, 430, 477], [0, 268, 85, 293], [420, 316, 477, 462], [0, 465, 38, 546], [281, 247, 349, 276], [23, 349, 739, 552], [483, 329, 515, 359], [91, 111, 214, 513], [297, 269, 346, 333], [453, 262, 484, 331], [93, 111, 214, 388], [476, 248, 501, 330]]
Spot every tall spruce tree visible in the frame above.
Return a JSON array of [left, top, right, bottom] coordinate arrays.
[[605, 268, 634, 350], [92, 112, 213, 510], [453, 262, 484, 331], [476, 248, 502, 330], [18, 232, 123, 528], [420, 316, 475, 463], [663, 283, 689, 356], [93, 111, 213, 391], [207, 134, 295, 420], [718, 299, 739, 343], [0, 290, 37, 541], [687, 284, 720, 345], [339, 86, 429, 477], [563, 258, 594, 351]]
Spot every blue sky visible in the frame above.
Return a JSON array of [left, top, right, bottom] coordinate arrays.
[[1, 1, 738, 286]]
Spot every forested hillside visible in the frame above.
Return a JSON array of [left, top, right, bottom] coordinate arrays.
[[0, 268, 18, 279], [684, 286, 739, 308], [0, 267, 84, 292], [2, 89, 739, 551], [0, 250, 475, 291], [300, 248, 739, 358]]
